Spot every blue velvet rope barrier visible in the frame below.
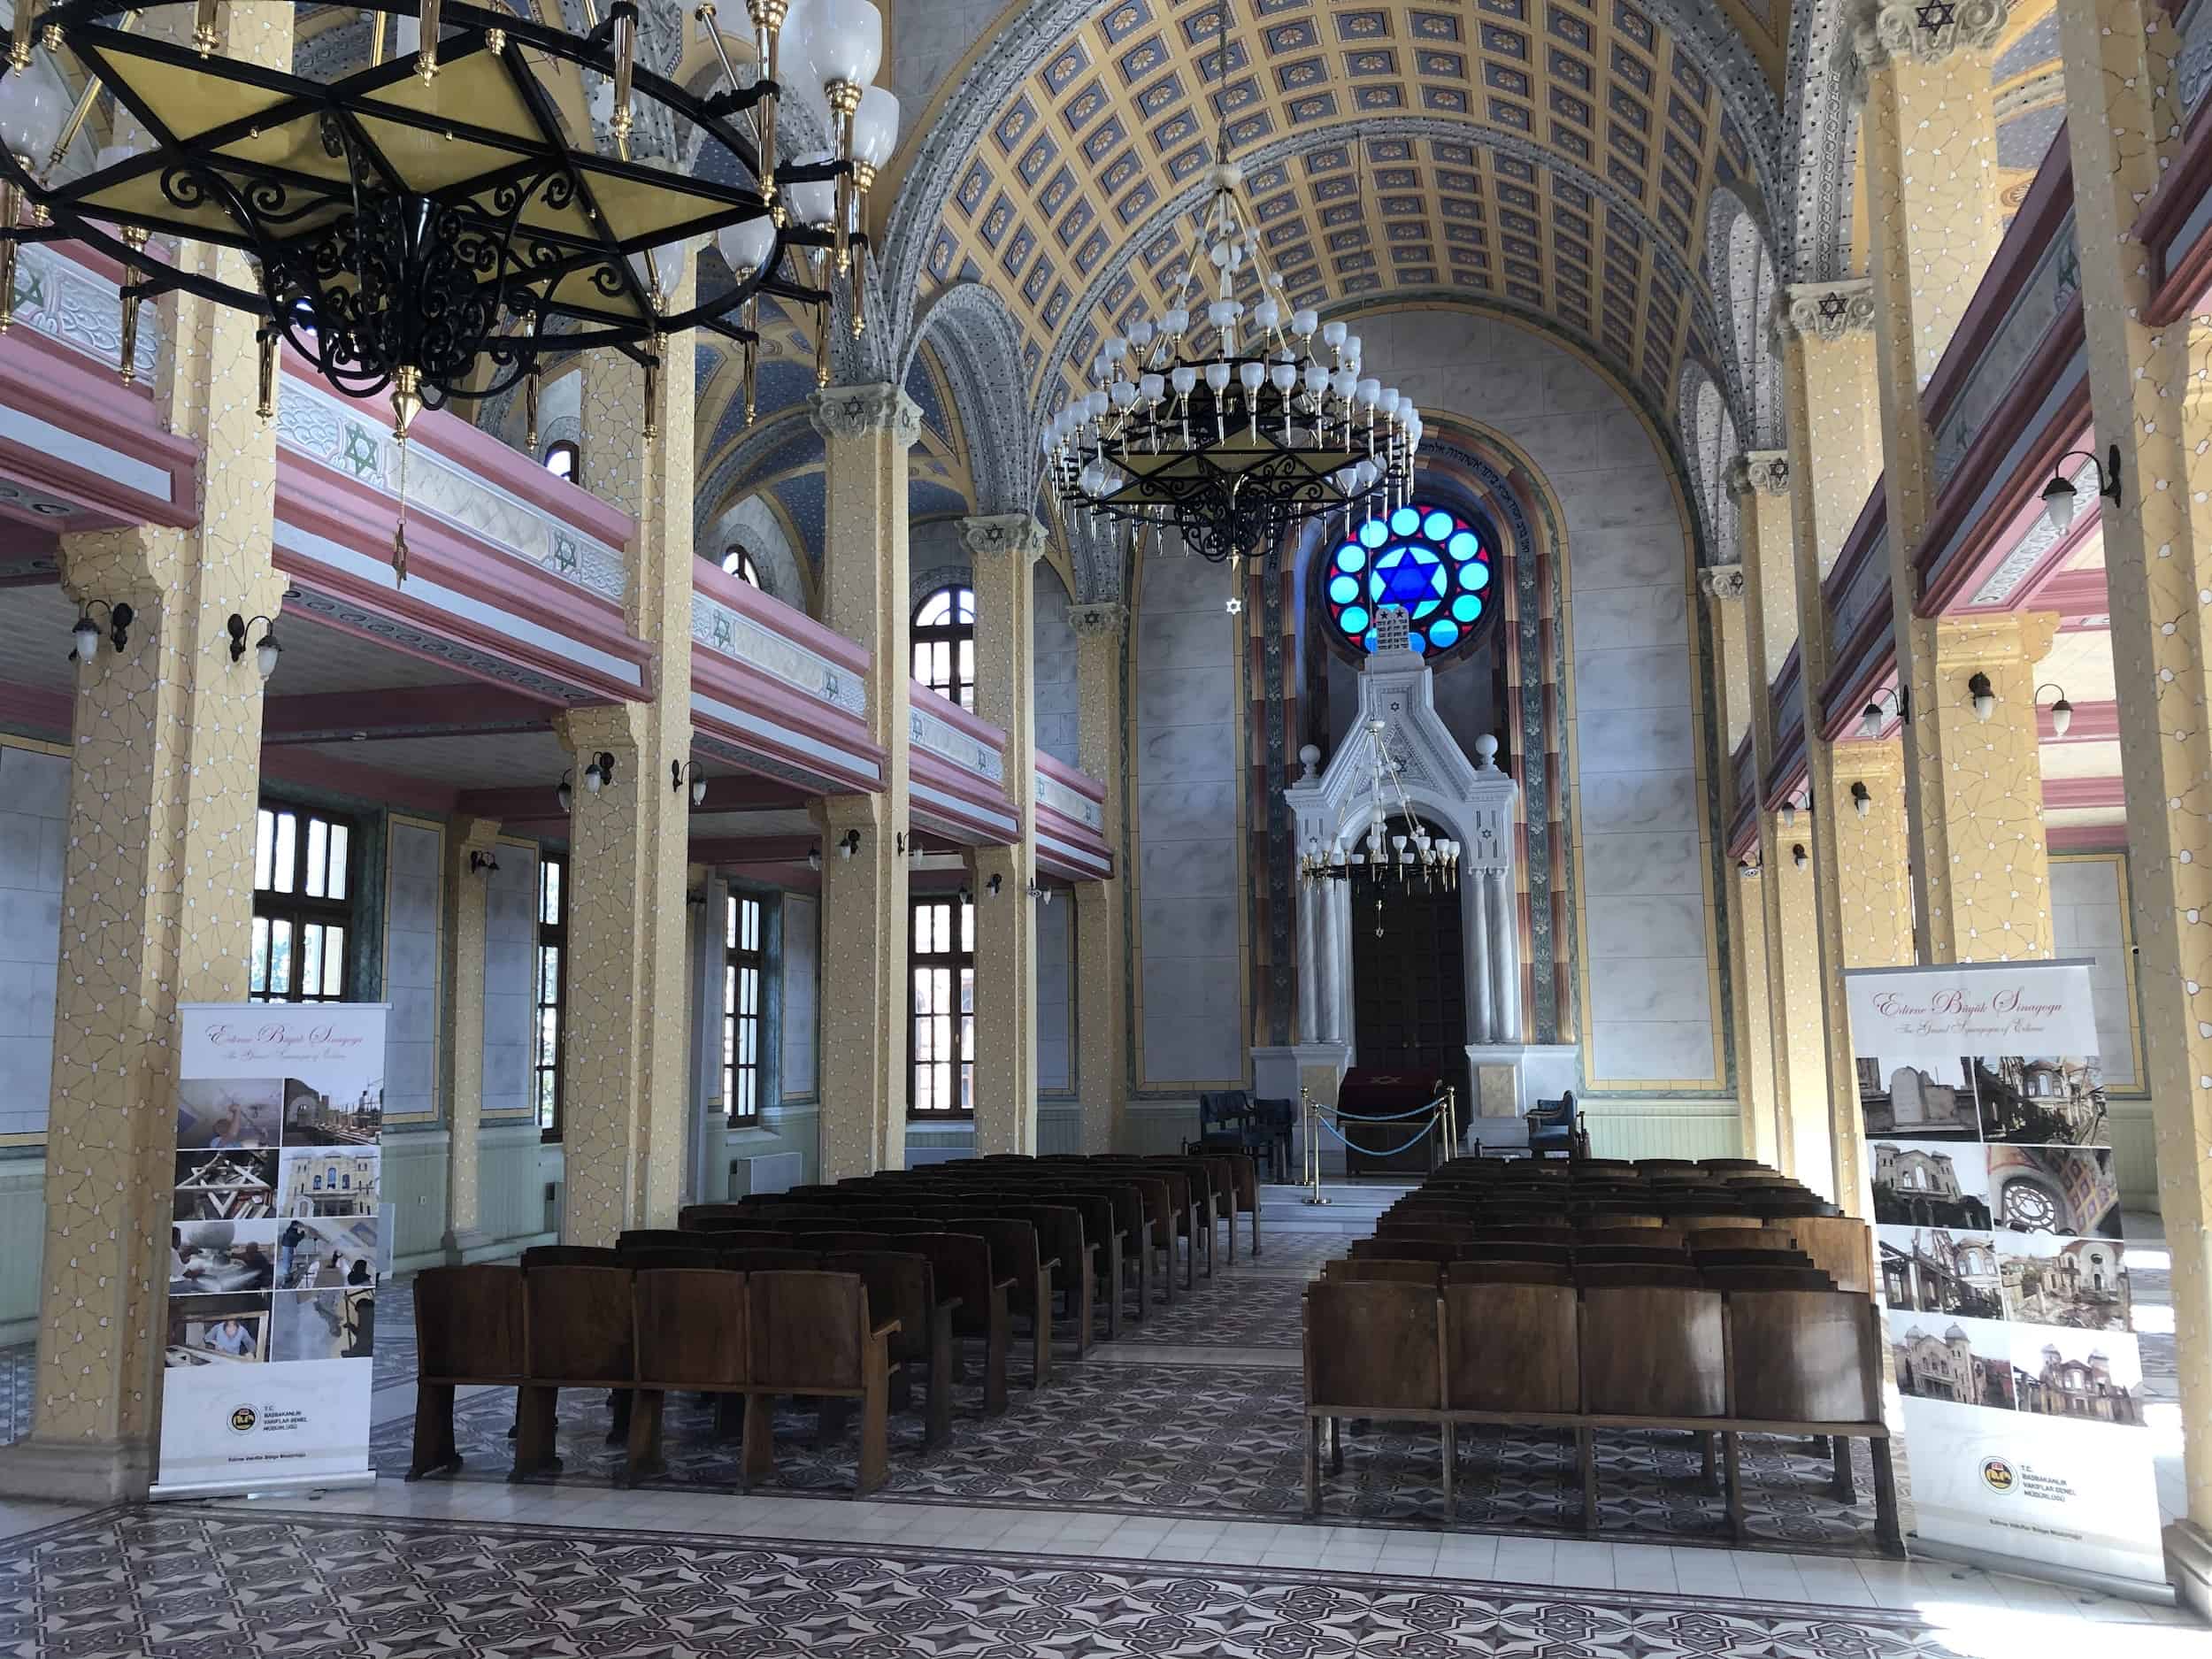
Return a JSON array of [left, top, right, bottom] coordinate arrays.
[[1329, 1096, 1449, 1123], [1311, 1111, 1440, 1158]]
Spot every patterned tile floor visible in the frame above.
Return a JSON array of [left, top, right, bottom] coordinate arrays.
[[4, 1503, 2187, 1659]]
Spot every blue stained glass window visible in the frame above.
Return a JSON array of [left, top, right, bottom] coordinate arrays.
[[1323, 501, 1494, 657]]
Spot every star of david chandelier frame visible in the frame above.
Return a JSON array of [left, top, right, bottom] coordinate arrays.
[[0, 0, 897, 566], [1038, 0, 1420, 577]]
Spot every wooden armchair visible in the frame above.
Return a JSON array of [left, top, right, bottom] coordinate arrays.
[[514, 1262, 634, 1480], [824, 1248, 961, 1448], [890, 1228, 1011, 1416], [625, 1266, 749, 1485], [1443, 1280, 1585, 1520], [408, 1263, 524, 1480], [743, 1270, 901, 1494], [949, 1217, 1056, 1390]]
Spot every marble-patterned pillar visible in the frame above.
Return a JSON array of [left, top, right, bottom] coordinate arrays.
[[555, 262, 698, 1244], [1, 0, 294, 1504], [2054, 0, 2212, 1580], [1468, 870, 1494, 1044], [1701, 564, 1779, 1167], [1850, 1, 2047, 963], [810, 384, 920, 1177], [442, 817, 503, 1262], [964, 513, 1045, 1155], [1831, 740, 1916, 971], [1777, 278, 1886, 1212], [1732, 451, 1814, 1179]]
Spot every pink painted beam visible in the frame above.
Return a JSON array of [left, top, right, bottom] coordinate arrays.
[[2039, 699, 2118, 743], [262, 684, 561, 742], [258, 745, 462, 817], [2043, 775, 2124, 811], [454, 775, 810, 820], [0, 676, 70, 739], [2048, 823, 2128, 853], [2028, 565, 2109, 621], [0, 324, 198, 528]]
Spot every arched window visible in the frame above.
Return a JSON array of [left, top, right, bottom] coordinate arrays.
[[1322, 502, 1493, 657], [723, 544, 762, 587], [541, 440, 580, 482], [913, 584, 976, 710]]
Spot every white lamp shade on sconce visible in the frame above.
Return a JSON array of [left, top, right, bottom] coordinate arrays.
[[785, 153, 839, 227], [70, 614, 98, 662], [690, 776, 708, 806], [852, 84, 900, 166], [2050, 698, 2073, 737], [2040, 474, 2079, 533], [808, 0, 883, 90], [256, 636, 281, 680]]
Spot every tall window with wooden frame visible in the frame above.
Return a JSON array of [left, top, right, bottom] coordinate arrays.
[[725, 890, 764, 1124], [909, 892, 974, 1117], [534, 852, 567, 1138], [250, 803, 354, 1003], [912, 584, 976, 710]]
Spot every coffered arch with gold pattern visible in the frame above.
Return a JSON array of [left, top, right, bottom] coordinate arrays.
[[874, 0, 1788, 419]]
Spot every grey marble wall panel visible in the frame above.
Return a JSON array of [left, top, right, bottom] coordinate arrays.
[[1589, 1019, 1717, 1082], [1564, 530, 1685, 593], [781, 895, 819, 1099], [1033, 562, 1080, 769], [1036, 898, 1071, 1093], [1136, 662, 1238, 726], [1585, 893, 1707, 960], [1139, 550, 1228, 614], [1586, 958, 1715, 1025], [1139, 838, 1240, 900], [1140, 608, 1239, 667], [0, 746, 65, 818], [386, 821, 443, 1121], [1140, 724, 1240, 785], [1135, 780, 1240, 841], [1576, 769, 1699, 836], [1577, 706, 1696, 774], [1579, 832, 1702, 897], [1573, 584, 1688, 651], [2051, 857, 2140, 1090], [1574, 645, 1693, 710], [480, 845, 537, 1118]]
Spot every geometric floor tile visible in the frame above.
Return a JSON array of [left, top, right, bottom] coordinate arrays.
[[0, 1507, 1987, 1659]]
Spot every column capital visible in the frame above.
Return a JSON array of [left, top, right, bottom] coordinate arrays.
[[1775, 280, 1876, 343], [1699, 564, 1748, 601], [1932, 608, 2061, 668], [808, 382, 922, 447], [1068, 601, 1130, 637], [555, 702, 647, 757], [960, 513, 1047, 561], [453, 816, 503, 855], [1848, 0, 2007, 69], [1728, 451, 1792, 497]]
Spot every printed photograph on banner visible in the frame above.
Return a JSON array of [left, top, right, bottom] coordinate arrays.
[[281, 1075, 382, 1146], [1987, 1144, 2123, 1238], [173, 1149, 278, 1222], [1871, 1140, 1993, 1231], [1998, 1233, 2132, 1330], [271, 1286, 375, 1363], [1878, 1225, 2004, 1320], [276, 1145, 380, 1219], [1856, 1056, 1982, 1141], [1889, 1310, 2016, 1409], [165, 1291, 271, 1367], [1966, 1055, 2109, 1147], [169, 1219, 277, 1297], [175, 1078, 285, 1151], [276, 1216, 379, 1292], [2011, 1326, 2147, 1426]]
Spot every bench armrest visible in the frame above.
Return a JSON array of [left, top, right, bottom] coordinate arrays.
[[936, 1295, 963, 1316], [1041, 1256, 1062, 1272], [872, 1318, 902, 1340]]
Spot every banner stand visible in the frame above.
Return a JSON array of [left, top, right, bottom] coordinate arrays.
[[157, 1002, 389, 1500], [1907, 1536, 2177, 1604]]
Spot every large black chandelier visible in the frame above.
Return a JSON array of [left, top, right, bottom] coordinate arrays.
[[0, 0, 895, 562], [1040, 146, 1422, 572]]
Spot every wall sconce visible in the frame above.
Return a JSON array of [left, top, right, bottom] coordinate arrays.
[[1791, 843, 1809, 870], [468, 849, 500, 877], [226, 612, 282, 679], [1850, 780, 1871, 818], [1779, 793, 1808, 832], [896, 832, 909, 855], [986, 872, 1002, 896], [685, 885, 710, 910], [1027, 881, 1053, 905], [1856, 687, 1909, 740], [2036, 682, 2073, 737], [1737, 856, 1760, 878], [807, 844, 823, 872], [69, 600, 133, 664], [557, 770, 573, 813], [2040, 442, 2123, 532], [838, 828, 862, 859], [1967, 672, 1998, 723], [582, 750, 617, 793], [671, 759, 707, 804]]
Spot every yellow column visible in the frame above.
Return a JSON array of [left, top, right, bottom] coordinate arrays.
[[557, 276, 697, 1243], [1701, 564, 1778, 1167], [1070, 600, 1129, 1153], [2055, 0, 2212, 1577], [810, 384, 920, 1177], [964, 513, 1044, 1154], [1852, 3, 2050, 960], [1733, 451, 1822, 1183], [0, 2, 293, 1503], [1830, 741, 1915, 969], [442, 817, 501, 1261], [1778, 278, 1888, 1211]]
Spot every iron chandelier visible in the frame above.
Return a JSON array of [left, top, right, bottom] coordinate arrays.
[[0, 0, 893, 473]]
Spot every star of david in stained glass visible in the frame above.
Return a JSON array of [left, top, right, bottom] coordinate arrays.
[[1323, 502, 1493, 656]]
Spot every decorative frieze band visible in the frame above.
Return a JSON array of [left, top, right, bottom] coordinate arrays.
[[808, 382, 922, 446], [1699, 564, 1748, 601], [1067, 601, 1129, 637], [1776, 280, 1876, 343], [960, 513, 1048, 561]]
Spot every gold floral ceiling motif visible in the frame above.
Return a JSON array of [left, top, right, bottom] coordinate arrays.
[[906, 0, 1770, 412]]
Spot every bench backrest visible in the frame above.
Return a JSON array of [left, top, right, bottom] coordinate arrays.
[[822, 1249, 936, 1364], [1305, 1280, 1444, 1414], [523, 1263, 634, 1385], [1445, 1282, 1578, 1413], [749, 1270, 872, 1392], [1321, 1258, 1443, 1286], [634, 1267, 749, 1387], [414, 1263, 525, 1384], [1579, 1286, 1724, 1416], [1726, 1288, 1880, 1425]]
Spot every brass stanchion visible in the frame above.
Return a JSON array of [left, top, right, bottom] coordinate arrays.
[[1302, 1084, 1332, 1205]]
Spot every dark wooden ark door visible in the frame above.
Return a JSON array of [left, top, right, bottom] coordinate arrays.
[[1348, 831, 1470, 1171]]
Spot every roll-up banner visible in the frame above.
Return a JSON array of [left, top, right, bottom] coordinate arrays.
[[155, 1002, 388, 1498], [1845, 960, 2164, 1593]]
